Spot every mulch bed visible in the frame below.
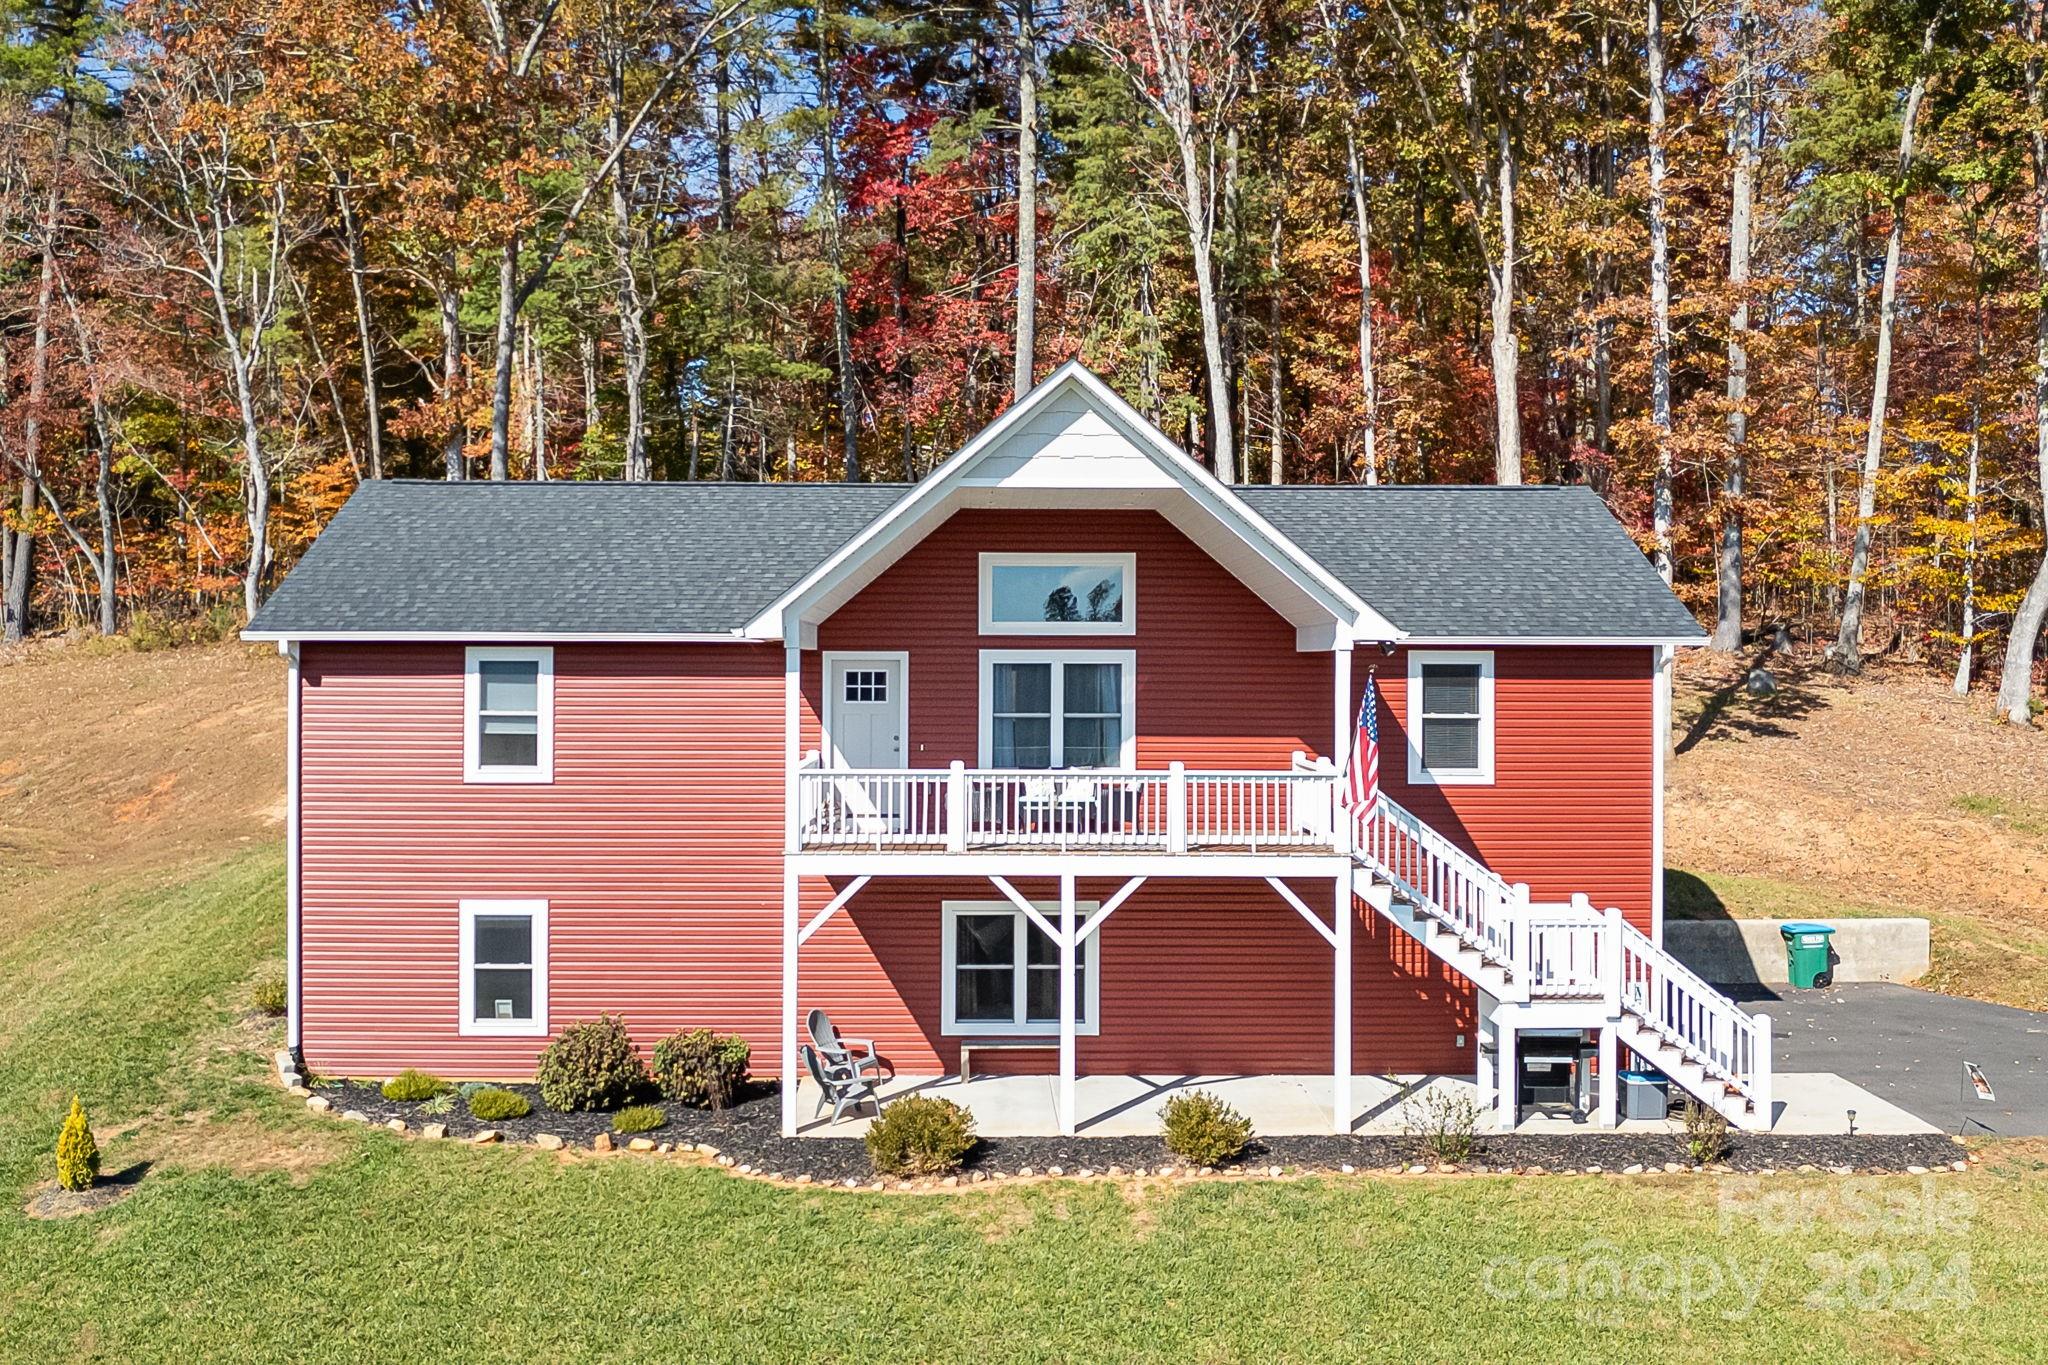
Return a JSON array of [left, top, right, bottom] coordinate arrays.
[[314, 1080, 1968, 1186]]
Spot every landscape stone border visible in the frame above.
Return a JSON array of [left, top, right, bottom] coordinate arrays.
[[282, 1056, 1974, 1190]]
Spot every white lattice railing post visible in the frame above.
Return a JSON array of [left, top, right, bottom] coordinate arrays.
[[1167, 761, 1188, 854]]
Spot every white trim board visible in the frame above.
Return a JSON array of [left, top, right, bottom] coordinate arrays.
[[243, 630, 753, 644]]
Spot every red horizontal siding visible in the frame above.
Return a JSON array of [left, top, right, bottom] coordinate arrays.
[[1371, 646, 1657, 932], [806, 508, 1327, 769], [296, 506, 1656, 1082], [802, 876, 1470, 1076], [298, 641, 787, 1079]]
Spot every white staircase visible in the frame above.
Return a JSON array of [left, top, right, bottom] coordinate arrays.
[[1342, 785, 1774, 1130]]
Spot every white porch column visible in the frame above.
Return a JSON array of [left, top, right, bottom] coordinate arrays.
[[1332, 637, 1353, 759], [780, 866, 800, 1137], [1475, 990, 1497, 1111], [1597, 1023, 1619, 1128], [1058, 873, 1077, 1137], [781, 637, 802, 1138], [1332, 873, 1353, 1132], [1497, 1019, 1520, 1131]]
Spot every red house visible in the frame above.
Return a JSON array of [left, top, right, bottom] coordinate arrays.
[[246, 364, 1771, 1138]]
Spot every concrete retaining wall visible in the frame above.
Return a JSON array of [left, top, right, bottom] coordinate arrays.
[[1662, 918, 1930, 986]]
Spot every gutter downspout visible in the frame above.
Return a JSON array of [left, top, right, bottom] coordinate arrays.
[[281, 639, 304, 1057]]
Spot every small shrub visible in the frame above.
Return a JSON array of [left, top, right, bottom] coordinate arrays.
[[251, 975, 287, 1017], [612, 1104, 668, 1134], [55, 1096, 100, 1192], [1681, 1100, 1732, 1165], [420, 1090, 456, 1117], [381, 1068, 448, 1102], [536, 1015, 648, 1112], [1160, 1090, 1253, 1167], [865, 1096, 976, 1177], [651, 1028, 751, 1109], [467, 1087, 531, 1122], [1402, 1087, 1480, 1165]]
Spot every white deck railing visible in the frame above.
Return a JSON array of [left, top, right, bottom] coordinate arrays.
[[794, 761, 1338, 854], [1340, 779, 1772, 1121]]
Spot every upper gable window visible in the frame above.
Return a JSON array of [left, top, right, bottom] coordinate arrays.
[[464, 647, 554, 784], [979, 553, 1135, 636], [1406, 650, 1495, 786]]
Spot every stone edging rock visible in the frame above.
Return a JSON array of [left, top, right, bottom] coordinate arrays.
[[281, 1062, 1978, 1192]]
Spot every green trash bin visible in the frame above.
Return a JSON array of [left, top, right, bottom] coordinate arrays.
[[1782, 921, 1835, 988]]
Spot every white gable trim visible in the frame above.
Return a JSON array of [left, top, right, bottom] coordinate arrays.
[[742, 362, 1404, 648]]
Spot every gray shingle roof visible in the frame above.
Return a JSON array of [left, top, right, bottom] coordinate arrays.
[[1237, 484, 1704, 641], [245, 480, 908, 636], [247, 478, 1702, 642]]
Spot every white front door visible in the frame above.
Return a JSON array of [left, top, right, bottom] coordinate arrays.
[[827, 656, 905, 770]]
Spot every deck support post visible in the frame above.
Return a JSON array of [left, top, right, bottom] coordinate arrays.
[[781, 636, 801, 1139], [781, 865, 800, 1138], [1332, 872, 1352, 1132], [1058, 873, 1077, 1137], [1597, 1023, 1619, 1128], [1497, 1018, 1519, 1131], [1475, 991, 1497, 1111]]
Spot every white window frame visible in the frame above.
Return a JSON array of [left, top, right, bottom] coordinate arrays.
[[978, 552, 1137, 637], [977, 649, 1138, 769], [940, 900, 1102, 1037], [1406, 649, 1496, 786], [820, 650, 910, 771], [463, 646, 554, 784], [458, 899, 549, 1037]]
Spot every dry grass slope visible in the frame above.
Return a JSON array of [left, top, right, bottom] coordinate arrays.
[[1668, 650, 2048, 1009]]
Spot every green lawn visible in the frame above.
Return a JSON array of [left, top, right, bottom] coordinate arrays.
[[4, 853, 2045, 1362]]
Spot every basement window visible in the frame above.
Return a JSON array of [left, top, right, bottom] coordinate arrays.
[[464, 647, 554, 783], [940, 902, 1100, 1036], [1407, 650, 1495, 785], [459, 901, 548, 1036]]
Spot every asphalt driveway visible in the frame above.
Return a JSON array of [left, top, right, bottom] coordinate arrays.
[[1722, 981, 2048, 1137]]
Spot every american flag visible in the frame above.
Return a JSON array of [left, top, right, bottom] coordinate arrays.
[[1341, 673, 1381, 820]]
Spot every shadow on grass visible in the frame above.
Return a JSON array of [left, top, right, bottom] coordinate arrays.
[[1663, 869, 1733, 921], [1674, 647, 1833, 755]]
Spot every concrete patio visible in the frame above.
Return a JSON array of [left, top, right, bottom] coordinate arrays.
[[794, 1070, 1933, 1138]]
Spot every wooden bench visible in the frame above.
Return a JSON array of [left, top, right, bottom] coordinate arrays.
[[958, 1038, 1059, 1083]]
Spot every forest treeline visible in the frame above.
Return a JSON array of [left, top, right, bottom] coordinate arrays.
[[6, 0, 2048, 717]]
